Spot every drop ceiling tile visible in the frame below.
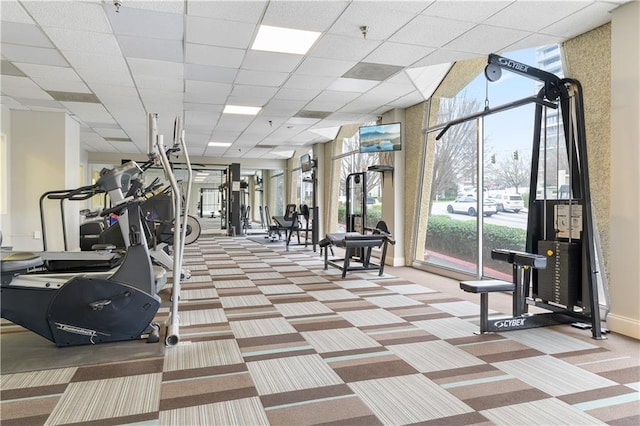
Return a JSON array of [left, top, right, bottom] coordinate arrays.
[[138, 90, 184, 106], [216, 114, 255, 130], [185, 43, 245, 68], [0, 75, 53, 100], [262, 99, 308, 116], [241, 51, 304, 73], [540, 2, 618, 38], [0, 96, 25, 109], [184, 92, 227, 105], [485, 1, 591, 32], [185, 64, 237, 83], [235, 69, 289, 87], [186, 16, 255, 48], [187, 0, 266, 23], [118, 35, 183, 62], [127, 58, 184, 79], [90, 84, 139, 101], [64, 52, 134, 86], [44, 28, 121, 55], [185, 110, 218, 127], [283, 74, 334, 91], [327, 78, 379, 93], [262, 1, 349, 31], [62, 102, 114, 122], [388, 91, 426, 108], [273, 88, 322, 102], [242, 148, 273, 158], [328, 2, 417, 40], [1, 60, 26, 77], [365, 42, 434, 67], [390, 15, 476, 48], [121, 1, 184, 14], [185, 80, 233, 97], [410, 48, 479, 68], [295, 57, 357, 77], [133, 74, 183, 91], [13, 98, 65, 110], [21, 1, 111, 33], [305, 90, 361, 111], [0, 1, 35, 24], [444, 25, 530, 55], [503, 33, 564, 54], [310, 34, 381, 62], [231, 84, 279, 101], [421, 1, 510, 23], [210, 129, 242, 142], [1, 21, 54, 48], [0, 44, 69, 67], [106, 6, 183, 39], [14, 63, 83, 81], [94, 128, 129, 139], [32, 78, 92, 94]]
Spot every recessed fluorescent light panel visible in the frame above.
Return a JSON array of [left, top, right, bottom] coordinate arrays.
[[251, 25, 320, 55], [223, 105, 261, 115], [208, 142, 232, 147]]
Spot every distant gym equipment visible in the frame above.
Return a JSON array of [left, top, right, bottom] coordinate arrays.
[[436, 53, 607, 339]]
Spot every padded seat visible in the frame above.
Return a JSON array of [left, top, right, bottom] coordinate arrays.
[[460, 279, 516, 334], [460, 279, 515, 293]]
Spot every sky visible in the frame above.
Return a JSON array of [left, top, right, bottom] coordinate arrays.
[[462, 47, 549, 162]]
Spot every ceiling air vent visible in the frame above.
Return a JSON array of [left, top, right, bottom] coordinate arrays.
[[46, 91, 101, 103], [294, 110, 331, 119], [105, 137, 132, 142], [342, 62, 403, 81]]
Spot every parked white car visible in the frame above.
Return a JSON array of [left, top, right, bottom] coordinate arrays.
[[447, 196, 497, 217], [488, 193, 524, 213]]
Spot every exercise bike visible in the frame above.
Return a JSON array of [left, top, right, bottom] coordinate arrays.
[[1, 197, 162, 346]]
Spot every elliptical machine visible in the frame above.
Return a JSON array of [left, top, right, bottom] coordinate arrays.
[[1, 197, 162, 346]]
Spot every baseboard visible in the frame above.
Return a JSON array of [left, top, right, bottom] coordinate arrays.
[[606, 313, 640, 340]]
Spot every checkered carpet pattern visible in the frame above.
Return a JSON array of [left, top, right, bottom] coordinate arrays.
[[1, 235, 639, 425]]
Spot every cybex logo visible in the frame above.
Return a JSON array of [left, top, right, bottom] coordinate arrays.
[[494, 318, 526, 328], [497, 57, 529, 73]]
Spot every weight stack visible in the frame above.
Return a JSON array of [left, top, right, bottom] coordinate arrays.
[[536, 240, 581, 307]]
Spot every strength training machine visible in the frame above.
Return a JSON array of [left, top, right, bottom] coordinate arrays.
[[439, 53, 607, 339]]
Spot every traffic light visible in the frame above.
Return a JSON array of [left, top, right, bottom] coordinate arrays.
[[513, 150, 519, 160]]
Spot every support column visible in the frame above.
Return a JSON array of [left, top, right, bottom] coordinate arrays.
[[608, 1, 640, 339]]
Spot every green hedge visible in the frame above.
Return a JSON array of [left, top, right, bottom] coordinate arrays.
[[426, 215, 526, 270]]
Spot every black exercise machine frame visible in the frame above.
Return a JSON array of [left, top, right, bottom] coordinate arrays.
[[321, 222, 396, 278], [438, 53, 605, 339]]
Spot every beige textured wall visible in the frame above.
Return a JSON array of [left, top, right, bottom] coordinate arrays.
[[562, 24, 612, 285], [404, 102, 428, 263]]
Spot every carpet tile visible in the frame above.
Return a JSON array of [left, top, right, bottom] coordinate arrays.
[[1, 234, 638, 425]]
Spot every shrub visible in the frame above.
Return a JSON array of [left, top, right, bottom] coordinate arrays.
[[426, 215, 526, 269]]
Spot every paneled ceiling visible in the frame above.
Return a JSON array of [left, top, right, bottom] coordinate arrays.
[[0, 0, 627, 159]]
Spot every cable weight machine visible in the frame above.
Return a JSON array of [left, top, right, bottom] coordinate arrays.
[[448, 54, 607, 339]]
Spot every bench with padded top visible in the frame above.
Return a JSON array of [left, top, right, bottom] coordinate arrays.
[[460, 248, 548, 334], [321, 222, 394, 278]]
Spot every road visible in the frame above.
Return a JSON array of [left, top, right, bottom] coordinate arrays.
[[432, 201, 528, 229]]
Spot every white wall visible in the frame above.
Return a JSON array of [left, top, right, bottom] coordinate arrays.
[[9, 110, 80, 251], [608, 1, 640, 339], [0, 107, 11, 247]]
